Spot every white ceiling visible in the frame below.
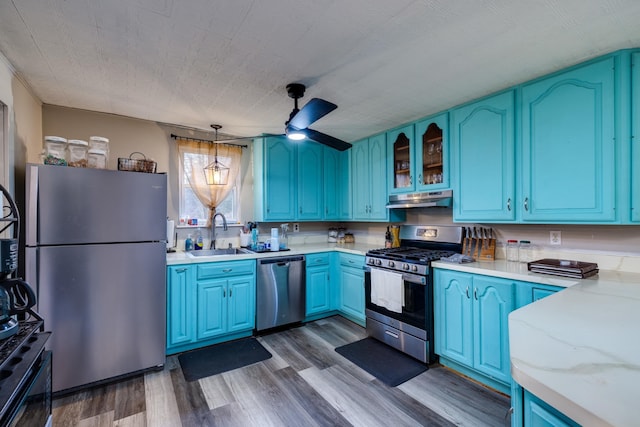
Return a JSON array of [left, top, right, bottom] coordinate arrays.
[[1, 0, 640, 142]]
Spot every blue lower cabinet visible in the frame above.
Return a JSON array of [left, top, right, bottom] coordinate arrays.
[[523, 390, 580, 427], [434, 269, 514, 393], [305, 253, 332, 317], [338, 254, 365, 325], [166, 260, 256, 355]]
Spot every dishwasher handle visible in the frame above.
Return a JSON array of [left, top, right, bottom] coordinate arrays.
[[258, 255, 305, 265]]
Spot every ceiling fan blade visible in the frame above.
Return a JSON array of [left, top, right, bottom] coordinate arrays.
[[305, 128, 352, 151], [288, 98, 337, 129], [215, 133, 284, 142]]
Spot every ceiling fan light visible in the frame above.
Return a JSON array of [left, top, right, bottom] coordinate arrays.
[[286, 128, 306, 141]]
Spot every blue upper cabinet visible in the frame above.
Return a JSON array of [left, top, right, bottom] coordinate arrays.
[[352, 134, 404, 221], [521, 57, 616, 222], [415, 113, 449, 191], [632, 52, 640, 223], [297, 140, 323, 220], [324, 148, 351, 220], [254, 136, 297, 221], [387, 124, 416, 194], [452, 91, 516, 222]]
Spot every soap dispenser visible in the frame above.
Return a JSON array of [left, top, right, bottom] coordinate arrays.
[[185, 234, 194, 251]]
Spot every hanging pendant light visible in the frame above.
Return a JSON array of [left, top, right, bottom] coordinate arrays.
[[204, 125, 230, 185]]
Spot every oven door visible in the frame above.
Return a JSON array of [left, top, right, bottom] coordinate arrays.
[[364, 266, 431, 330], [4, 350, 52, 427]]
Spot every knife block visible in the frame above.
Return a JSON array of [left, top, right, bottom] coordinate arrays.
[[463, 238, 496, 260]]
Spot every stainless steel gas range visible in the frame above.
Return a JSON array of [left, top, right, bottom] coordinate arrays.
[[364, 225, 463, 363]]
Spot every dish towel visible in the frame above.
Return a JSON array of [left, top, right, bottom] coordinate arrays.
[[370, 268, 404, 313]]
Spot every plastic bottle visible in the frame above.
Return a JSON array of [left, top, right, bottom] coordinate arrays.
[[185, 234, 194, 251], [506, 240, 519, 262], [195, 231, 203, 250]]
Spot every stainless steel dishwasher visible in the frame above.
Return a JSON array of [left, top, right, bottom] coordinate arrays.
[[256, 255, 306, 331]]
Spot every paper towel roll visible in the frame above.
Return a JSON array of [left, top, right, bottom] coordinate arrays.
[[166, 220, 175, 249]]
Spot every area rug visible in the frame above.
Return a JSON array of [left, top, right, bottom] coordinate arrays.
[[178, 337, 272, 381], [335, 337, 428, 387]]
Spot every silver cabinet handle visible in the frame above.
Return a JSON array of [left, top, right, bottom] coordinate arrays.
[[474, 288, 478, 300], [384, 330, 399, 339], [299, 207, 302, 214], [222, 268, 232, 273], [418, 174, 422, 184], [176, 268, 187, 272], [409, 175, 413, 185], [223, 289, 226, 297], [507, 198, 511, 211], [524, 197, 529, 211], [466, 286, 470, 299], [229, 288, 232, 297]]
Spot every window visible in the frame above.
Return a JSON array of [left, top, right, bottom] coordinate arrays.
[[179, 151, 240, 224]]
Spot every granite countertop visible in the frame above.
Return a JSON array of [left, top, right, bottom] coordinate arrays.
[[435, 260, 640, 426], [166, 242, 380, 265]]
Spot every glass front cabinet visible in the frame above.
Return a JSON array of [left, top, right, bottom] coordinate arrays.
[[388, 113, 449, 194]]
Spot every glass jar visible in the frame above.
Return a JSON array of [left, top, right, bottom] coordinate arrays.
[[67, 139, 88, 167], [506, 240, 519, 262], [89, 136, 110, 163], [43, 136, 68, 166], [518, 240, 533, 263], [87, 149, 107, 169]]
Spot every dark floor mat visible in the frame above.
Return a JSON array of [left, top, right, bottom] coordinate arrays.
[[178, 338, 272, 381], [335, 337, 427, 387]]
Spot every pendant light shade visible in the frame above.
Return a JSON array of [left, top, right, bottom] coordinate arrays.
[[204, 125, 229, 185]]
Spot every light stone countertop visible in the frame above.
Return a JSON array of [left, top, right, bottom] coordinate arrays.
[[166, 242, 380, 265], [435, 260, 640, 426]]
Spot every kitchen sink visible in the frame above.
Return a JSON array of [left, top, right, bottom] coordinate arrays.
[[187, 248, 254, 257]]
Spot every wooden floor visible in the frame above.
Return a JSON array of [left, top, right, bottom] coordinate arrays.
[[52, 316, 510, 426]]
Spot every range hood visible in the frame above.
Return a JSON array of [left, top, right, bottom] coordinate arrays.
[[386, 190, 452, 209]]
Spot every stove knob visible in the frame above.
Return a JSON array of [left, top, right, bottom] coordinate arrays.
[[376, 259, 382, 266], [368, 258, 375, 265], [403, 263, 410, 271], [411, 265, 418, 272], [388, 261, 395, 268]]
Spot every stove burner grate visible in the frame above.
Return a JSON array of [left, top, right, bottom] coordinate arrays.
[[367, 247, 458, 264], [0, 321, 42, 365]]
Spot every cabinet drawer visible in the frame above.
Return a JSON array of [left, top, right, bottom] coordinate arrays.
[[339, 253, 364, 268], [306, 252, 331, 266], [197, 260, 255, 280]]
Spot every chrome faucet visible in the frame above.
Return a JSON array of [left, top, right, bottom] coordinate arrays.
[[210, 212, 228, 249]]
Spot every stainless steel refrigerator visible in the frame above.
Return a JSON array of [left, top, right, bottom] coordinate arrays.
[[25, 164, 167, 393]]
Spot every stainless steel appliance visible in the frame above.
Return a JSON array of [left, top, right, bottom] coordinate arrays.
[[256, 255, 305, 331], [386, 189, 453, 209], [25, 164, 167, 393], [364, 225, 463, 363]]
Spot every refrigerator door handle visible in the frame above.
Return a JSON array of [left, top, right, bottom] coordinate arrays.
[[26, 165, 40, 247]]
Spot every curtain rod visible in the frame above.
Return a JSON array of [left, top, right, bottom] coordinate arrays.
[[170, 134, 248, 148]]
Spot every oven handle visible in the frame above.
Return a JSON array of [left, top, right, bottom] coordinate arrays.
[[365, 266, 427, 285]]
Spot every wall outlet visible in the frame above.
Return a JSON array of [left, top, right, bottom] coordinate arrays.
[[550, 231, 562, 245], [293, 223, 300, 232]]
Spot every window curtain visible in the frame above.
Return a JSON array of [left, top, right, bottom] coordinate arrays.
[[177, 139, 242, 226]]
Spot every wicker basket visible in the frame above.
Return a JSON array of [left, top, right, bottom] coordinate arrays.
[[117, 152, 157, 173]]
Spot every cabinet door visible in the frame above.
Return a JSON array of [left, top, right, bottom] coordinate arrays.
[[452, 91, 515, 222], [196, 279, 227, 340], [521, 57, 616, 222], [415, 113, 449, 191], [323, 148, 349, 220], [167, 265, 194, 348], [472, 276, 514, 384], [306, 265, 331, 316], [351, 139, 371, 219], [433, 269, 473, 366], [340, 266, 365, 321], [388, 124, 415, 194], [263, 137, 296, 220], [297, 141, 323, 220], [524, 390, 580, 427], [632, 52, 640, 222], [368, 134, 389, 219], [227, 276, 256, 333]]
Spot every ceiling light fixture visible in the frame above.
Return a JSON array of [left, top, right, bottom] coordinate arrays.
[[285, 126, 306, 141], [204, 125, 230, 185]]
